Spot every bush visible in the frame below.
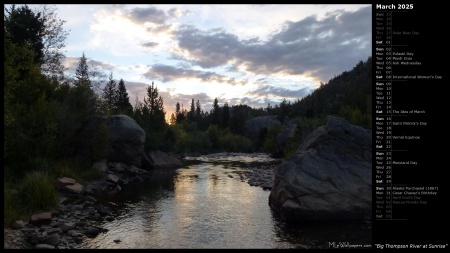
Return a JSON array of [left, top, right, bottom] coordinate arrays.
[[261, 125, 286, 157], [219, 131, 253, 153]]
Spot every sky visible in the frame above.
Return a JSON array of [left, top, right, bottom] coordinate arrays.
[[26, 4, 372, 120]]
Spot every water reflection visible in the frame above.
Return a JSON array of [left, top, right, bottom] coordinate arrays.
[[79, 154, 371, 249]]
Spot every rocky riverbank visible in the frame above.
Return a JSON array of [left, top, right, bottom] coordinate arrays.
[[4, 155, 279, 249]]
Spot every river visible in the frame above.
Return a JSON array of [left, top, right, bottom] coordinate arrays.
[[78, 153, 372, 249]]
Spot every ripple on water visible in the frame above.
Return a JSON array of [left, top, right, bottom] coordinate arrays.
[[78, 153, 371, 249]]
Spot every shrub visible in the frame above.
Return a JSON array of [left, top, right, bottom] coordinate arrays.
[[219, 131, 253, 153]]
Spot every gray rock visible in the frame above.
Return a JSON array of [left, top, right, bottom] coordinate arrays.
[[29, 232, 40, 245], [30, 212, 52, 225], [107, 173, 120, 184], [75, 221, 88, 228], [95, 204, 112, 216], [105, 216, 115, 221], [63, 183, 84, 194], [81, 115, 145, 167], [60, 222, 75, 232], [35, 244, 56, 249], [276, 119, 297, 146], [66, 230, 78, 237], [42, 233, 60, 247], [141, 150, 183, 170], [83, 227, 100, 237], [46, 228, 62, 234], [106, 115, 145, 166], [92, 160, 108, 173], [244, 115, 281, 140], [54, 177, 76, 188], [269, 116, 372, 222], [12, 220, 26, 229]]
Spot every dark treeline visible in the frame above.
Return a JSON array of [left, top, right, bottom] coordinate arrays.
[[3, 4, 372, 224], [164, 56, 372, 156]]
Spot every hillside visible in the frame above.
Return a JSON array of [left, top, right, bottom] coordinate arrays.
[[289, 56, 372, 129]]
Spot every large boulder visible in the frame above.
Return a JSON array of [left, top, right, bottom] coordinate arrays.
[[85, 115, 145, 167], [141, 150, 183, 170], [269, 116, 372, 222], [244, 115, 281, 140], [106, 115, 145, 167]]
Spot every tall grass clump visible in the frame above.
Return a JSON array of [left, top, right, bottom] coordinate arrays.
[[19, 170, 59, 212]]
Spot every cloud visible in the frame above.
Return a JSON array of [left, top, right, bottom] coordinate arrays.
[[175, 25, 241, 68], [173, 6, 371, 83], [143, 64, 248, 86], [63, 56, 116, 77], [146, 24, 173, 34], [167, 7, 189, 19], [140, 42, 159, 48], [126, 6, 168, 25], [246, 85, 311, 99]]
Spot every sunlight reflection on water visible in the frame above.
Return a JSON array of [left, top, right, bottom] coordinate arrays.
[[78, 153, 371, 249]]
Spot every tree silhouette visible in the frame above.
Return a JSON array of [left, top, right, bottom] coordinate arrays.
[[102, 72, 117, 115], [116, 78, 133, 115], [144, 81, 166, 130]]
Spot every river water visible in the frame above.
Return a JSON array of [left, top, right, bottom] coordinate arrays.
[[78, 153, 372, 249]]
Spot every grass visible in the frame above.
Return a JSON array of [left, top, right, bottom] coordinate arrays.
[[19, 170, 59, 213], [4, 158, 103, 225]]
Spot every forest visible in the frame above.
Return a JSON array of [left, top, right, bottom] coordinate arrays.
[[4, 4, 372, 225]]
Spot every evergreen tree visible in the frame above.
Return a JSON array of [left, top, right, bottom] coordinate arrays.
[[175, 102, 185, 123], [115, 78, 133, 115], [195, 100, 201, 119], [72, 52, 97, 117], [102, 72, 118, 115], [188, 98, 195, 122], [144, 82, 166, 130], [4, 5, 45, 66], [75, 52, 91, 89], [211, 98, 220, 126], [278, 98, 290, 122], [222, 102, 230, 128], [4, 4, 69, 79]]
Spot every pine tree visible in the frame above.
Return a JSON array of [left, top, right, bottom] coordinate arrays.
[[72, 52, 97, 117], [175, 102, 184, 123], [115, 78, 133, 115], [4, 5, 45, 66], [188, 98, 195, 122], [144, 82, 166, 130], [222, 102, 230, 128], [102, 72, 118, 115], [211, 98, 221, 126], [195, 100, 202, 122], [4, 4, 69, 80], [75, 52, 91, 89]]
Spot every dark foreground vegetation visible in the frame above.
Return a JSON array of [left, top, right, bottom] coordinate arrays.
[[4, 4, 372, 225]]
